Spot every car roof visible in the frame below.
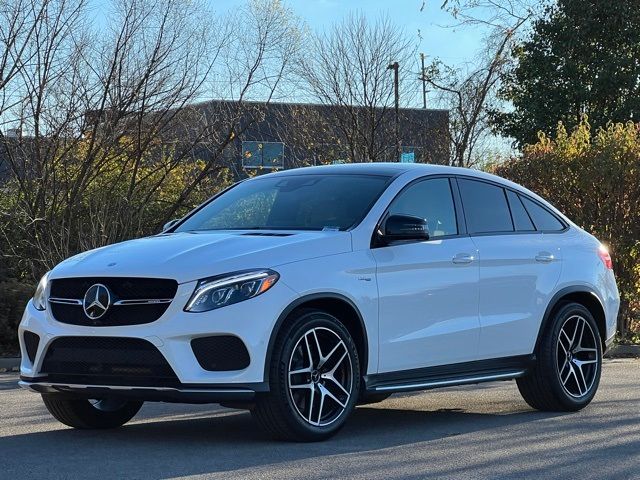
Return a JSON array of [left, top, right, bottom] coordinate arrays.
[[258, 162, 465, 178], [255, 163, 529, 195]]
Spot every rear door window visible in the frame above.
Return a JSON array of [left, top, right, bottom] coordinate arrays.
[[458, 179, 514, 234]]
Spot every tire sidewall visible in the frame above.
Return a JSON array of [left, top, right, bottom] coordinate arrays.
[[272, 310, 361, 439], [42, 394, 142, 429], [544, 303, 603, 409]]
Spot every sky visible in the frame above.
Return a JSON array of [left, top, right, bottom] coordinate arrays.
[[208, 0, 490, 110], [85, 0, 488, 109], [213, 0, 485, 67]]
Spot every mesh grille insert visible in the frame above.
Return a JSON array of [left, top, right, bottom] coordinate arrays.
[[41, 336, 179, 387], [50, 277, 178, 300], [23, 331, 40, 363], [191, 336, 250, 371]]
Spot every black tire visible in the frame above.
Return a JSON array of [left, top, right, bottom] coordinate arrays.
[[42, 394, 143, 429], [517, 302, 602, 412], [252, 308, 361, 441]]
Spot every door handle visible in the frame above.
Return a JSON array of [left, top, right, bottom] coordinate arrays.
[[452, 253, 475, 264], [535, 252, 555, 263]]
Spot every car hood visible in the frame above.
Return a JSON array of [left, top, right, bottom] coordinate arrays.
[[50, 231, 352, 283]]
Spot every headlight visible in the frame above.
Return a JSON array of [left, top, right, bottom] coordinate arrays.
[[33, 271, 50, 311], [185, 269, 279, 313]]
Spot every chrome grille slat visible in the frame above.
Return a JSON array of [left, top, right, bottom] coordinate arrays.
[[113, 298, 173, 305], [48, 298, 83, 305]]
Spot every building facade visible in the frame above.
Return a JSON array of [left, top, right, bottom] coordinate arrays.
[[191, 100, 450, 172]]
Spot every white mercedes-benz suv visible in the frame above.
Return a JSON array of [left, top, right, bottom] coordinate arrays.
[[18, 163, 619, 441]]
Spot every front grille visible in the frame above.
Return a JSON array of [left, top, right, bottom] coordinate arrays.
[[50, 277, 177, 299], [41, 336, 179, 387], [23, 331, 40, 363], [191, 336, 250, 371], [49, 277, 178, 326], [50, 302, 172, 327]]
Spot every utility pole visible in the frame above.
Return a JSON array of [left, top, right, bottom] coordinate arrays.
[[420, 53, 427, 109], [387, 61, 400, 161]]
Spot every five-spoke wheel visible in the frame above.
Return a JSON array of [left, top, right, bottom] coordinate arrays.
[[556, 314, 600, 398], [288, 326, 353, 426]]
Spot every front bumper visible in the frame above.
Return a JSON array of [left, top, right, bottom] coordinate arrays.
[[19, 279, 298, 390], [18, 377, 264, 404]]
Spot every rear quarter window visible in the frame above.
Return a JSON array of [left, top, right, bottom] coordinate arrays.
[[520, 196, 565, 232], [506, 190, 535, 232]]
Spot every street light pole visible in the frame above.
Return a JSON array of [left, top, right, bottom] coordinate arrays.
[[420, 53, 427, 109], [387, 61, 400, 161]]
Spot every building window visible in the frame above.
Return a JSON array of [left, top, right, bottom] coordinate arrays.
[[242, 141, 284, 170], [400, 146, 416, 163]]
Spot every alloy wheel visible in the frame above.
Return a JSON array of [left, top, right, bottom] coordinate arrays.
[[556, 315, 599, 398], [287, 326, 354, 427]]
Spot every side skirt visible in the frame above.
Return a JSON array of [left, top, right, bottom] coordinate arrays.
[[364, 355, 535, 394]]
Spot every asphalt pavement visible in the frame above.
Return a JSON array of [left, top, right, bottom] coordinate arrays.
[[1, 358, 639, 479]]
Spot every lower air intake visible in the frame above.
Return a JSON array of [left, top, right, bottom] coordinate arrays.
[[191, 336, 250, 371], [23, 331, 40, 363], [41, 336, 179, 387]]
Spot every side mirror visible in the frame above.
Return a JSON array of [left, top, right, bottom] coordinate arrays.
[[381, 214, 429, 243], [162, 219, 179, 233]]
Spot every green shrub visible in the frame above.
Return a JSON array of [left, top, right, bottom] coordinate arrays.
[[493, 118, 640, 340], [0, 139, 233, 354]]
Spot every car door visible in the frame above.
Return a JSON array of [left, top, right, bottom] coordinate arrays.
[[373, 176, 480, 374], [456, 178, 563, 360]]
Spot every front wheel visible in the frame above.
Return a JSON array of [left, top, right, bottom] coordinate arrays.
[[517, 302, 602, 411], [252, 309, 360, 441], [42, 394, 142, 429]]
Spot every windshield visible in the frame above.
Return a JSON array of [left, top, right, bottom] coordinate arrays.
[[175, 174, 392, 232]]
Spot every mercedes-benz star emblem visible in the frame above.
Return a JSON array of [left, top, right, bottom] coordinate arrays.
[[83, 284, 111, 319]]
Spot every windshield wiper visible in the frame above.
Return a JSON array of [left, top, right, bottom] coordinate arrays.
[[184, 226, 325, 232]]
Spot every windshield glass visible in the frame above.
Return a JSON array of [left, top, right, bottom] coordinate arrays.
[[175, 174, 392, 232]]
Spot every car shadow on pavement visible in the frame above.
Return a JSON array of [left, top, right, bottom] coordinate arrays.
[[0, 399, 580, 479]]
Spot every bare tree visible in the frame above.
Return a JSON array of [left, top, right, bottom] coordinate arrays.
[[0, 0, 302, 279], [161, 0, 303, 219], [299, 13, 417, 162], [0, 0, 55, 124], [422, 0, 536, 167]]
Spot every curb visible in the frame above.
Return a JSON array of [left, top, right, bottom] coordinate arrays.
[[605, 344, 640, 358], [0, 357, 20, 373]]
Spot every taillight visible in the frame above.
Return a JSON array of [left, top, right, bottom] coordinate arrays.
[[598, 245, 613, 269]]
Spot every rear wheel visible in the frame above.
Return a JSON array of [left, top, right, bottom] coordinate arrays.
[[517, 302, 602, 411], [252, 309, 360, 441], [42, 394, 142, 429]]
